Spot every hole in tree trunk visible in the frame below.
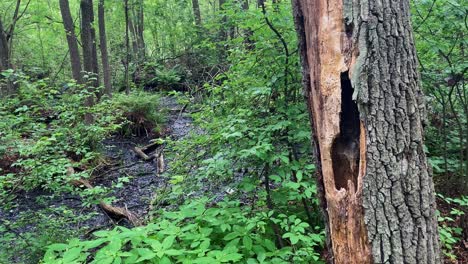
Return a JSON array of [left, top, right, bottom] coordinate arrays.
[[345, 22, 354, 37], [332, 71, 360, 191]]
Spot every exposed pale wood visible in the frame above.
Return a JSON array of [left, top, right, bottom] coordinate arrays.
[[134, 147, 151, 161], [157, 153, 165, 174], [293, 1, 371, 263], [140, 141, 161, 153]]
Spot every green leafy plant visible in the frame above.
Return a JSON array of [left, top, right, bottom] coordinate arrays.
[[111, 91, 166, 137], [437, 194, 467, 260], [44, 199, 325, 264]]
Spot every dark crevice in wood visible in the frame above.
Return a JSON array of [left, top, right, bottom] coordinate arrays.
[[345, 22, 354, 38], [332, 71, 360, 191]]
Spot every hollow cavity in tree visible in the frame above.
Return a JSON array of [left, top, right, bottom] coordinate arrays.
[[332, 71, 360, 191]]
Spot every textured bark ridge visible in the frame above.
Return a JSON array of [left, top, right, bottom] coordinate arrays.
[[293, 0, 440, 263]]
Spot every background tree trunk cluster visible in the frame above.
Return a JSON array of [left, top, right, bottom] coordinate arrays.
[[59, 0, 112, 97], [0, 0, 31, 96]]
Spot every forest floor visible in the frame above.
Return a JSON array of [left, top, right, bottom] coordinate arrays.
[[0, 95, 220, 240], [1, 95, 465, 263]]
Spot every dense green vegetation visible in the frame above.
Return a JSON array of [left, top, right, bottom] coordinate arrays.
[[0, 0, 466, 263]]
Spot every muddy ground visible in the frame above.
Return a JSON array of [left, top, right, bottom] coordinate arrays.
[[0, 96, 198, 238]]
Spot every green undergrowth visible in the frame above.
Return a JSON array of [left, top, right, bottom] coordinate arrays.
[[0, 75, 165, 263], [42, 2, 327, 263], [112, 91, 166, 137], [436, 194, 467, 260], [43, 199, 325, 264]]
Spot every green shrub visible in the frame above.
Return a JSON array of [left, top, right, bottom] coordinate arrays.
[[43, 199, 325, 264], [0, 77, 118, 263], [134, 62, 184, 91], [437, 194, 467, 261], [111, 92, 166, 137], [0, 78, 121, 195]]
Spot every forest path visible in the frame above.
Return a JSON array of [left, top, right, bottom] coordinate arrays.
[[95, 95, 195, 223], [0, 95, 195, 236]]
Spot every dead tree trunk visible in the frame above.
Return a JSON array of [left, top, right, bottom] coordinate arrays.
[[292, 0, 440, 263], [98, 0, 112, 96], [59, 0, 83, 83]]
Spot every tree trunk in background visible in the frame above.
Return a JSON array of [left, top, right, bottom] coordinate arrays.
[[218, 0, 227, 41], [59, 0, 82, 83], [124, 0, 130, 95], [81, 0, 99, 87], [0, 0, 31, 95], [80, 0, 98, 123], [136, 0, 145, 59], [89, 1, 100, 89], [241, 0, 254, 49], [292, 0, 441, 263], [0, 19, 11, 73], [192, 0, 202, 26], [129, 0, 145, 63], [128, 18, 139, 59], [0, 18, 13, 96], [98, 0, 112, 96], [217, 0, 228, 61]]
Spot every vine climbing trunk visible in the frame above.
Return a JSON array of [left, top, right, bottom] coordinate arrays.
[[292, 0, 441, 263]]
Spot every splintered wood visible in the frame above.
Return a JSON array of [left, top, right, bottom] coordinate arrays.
[[296, 0, 371, 263]]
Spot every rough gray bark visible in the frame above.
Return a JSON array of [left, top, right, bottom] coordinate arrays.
[[349, 1, 440, 262], [98, 0, 112, 96], [292, 0, 441, 263], [192, 0, 202, 26], [59, 0, 82, 83]]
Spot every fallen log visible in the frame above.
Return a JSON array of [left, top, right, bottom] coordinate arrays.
[[67, 167, 140, 226], [140, 141, 161, 153], [134, 147, 151, 161], [134, 140, 164, 161]]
